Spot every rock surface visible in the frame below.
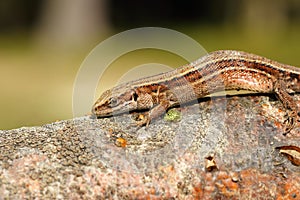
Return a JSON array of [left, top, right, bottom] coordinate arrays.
[[0, 94, 300, 199]]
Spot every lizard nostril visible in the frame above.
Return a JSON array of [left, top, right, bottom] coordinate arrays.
[[92, 106, 98, 113]]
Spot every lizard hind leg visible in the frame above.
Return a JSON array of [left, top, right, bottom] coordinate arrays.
[[274, 80, 298, 135]]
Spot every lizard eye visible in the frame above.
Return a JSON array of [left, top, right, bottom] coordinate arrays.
[[109, 97, 118, 107]]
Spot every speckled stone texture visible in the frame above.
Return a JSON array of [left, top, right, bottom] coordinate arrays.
[[0, 94, 300, 199]]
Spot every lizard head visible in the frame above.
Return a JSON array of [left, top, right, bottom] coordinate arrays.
[[92, 87, 139, 117]]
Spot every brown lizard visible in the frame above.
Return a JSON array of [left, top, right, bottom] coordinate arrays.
[[92, 50, 300, 134]]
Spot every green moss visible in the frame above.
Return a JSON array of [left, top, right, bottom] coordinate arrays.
[[164, 108, 181, 122]]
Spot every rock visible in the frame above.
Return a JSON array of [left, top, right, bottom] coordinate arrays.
[[0, 94, 299, 199]]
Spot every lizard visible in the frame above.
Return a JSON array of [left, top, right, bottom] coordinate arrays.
[[92, 50, 300, 134]]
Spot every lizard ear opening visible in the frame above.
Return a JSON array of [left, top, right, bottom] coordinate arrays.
[[132, 92, 138, 102]]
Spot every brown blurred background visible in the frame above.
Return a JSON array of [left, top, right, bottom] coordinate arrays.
[[0, 0, 299, 130]]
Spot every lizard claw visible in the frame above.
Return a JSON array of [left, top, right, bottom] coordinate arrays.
[[283, 112, 296, 135], [131, 113, 151, 127]]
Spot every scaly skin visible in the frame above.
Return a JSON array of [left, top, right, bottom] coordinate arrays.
[[92, 50, 300, 134]]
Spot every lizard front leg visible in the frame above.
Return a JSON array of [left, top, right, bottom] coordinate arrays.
[[132, 88, 171, 126], [135, 100, 171, 126]]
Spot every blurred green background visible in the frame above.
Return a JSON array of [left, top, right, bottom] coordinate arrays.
[[0, 0, 299, 130]]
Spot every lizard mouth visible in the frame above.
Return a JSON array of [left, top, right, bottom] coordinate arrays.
[[91, 106, 113, 117]]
